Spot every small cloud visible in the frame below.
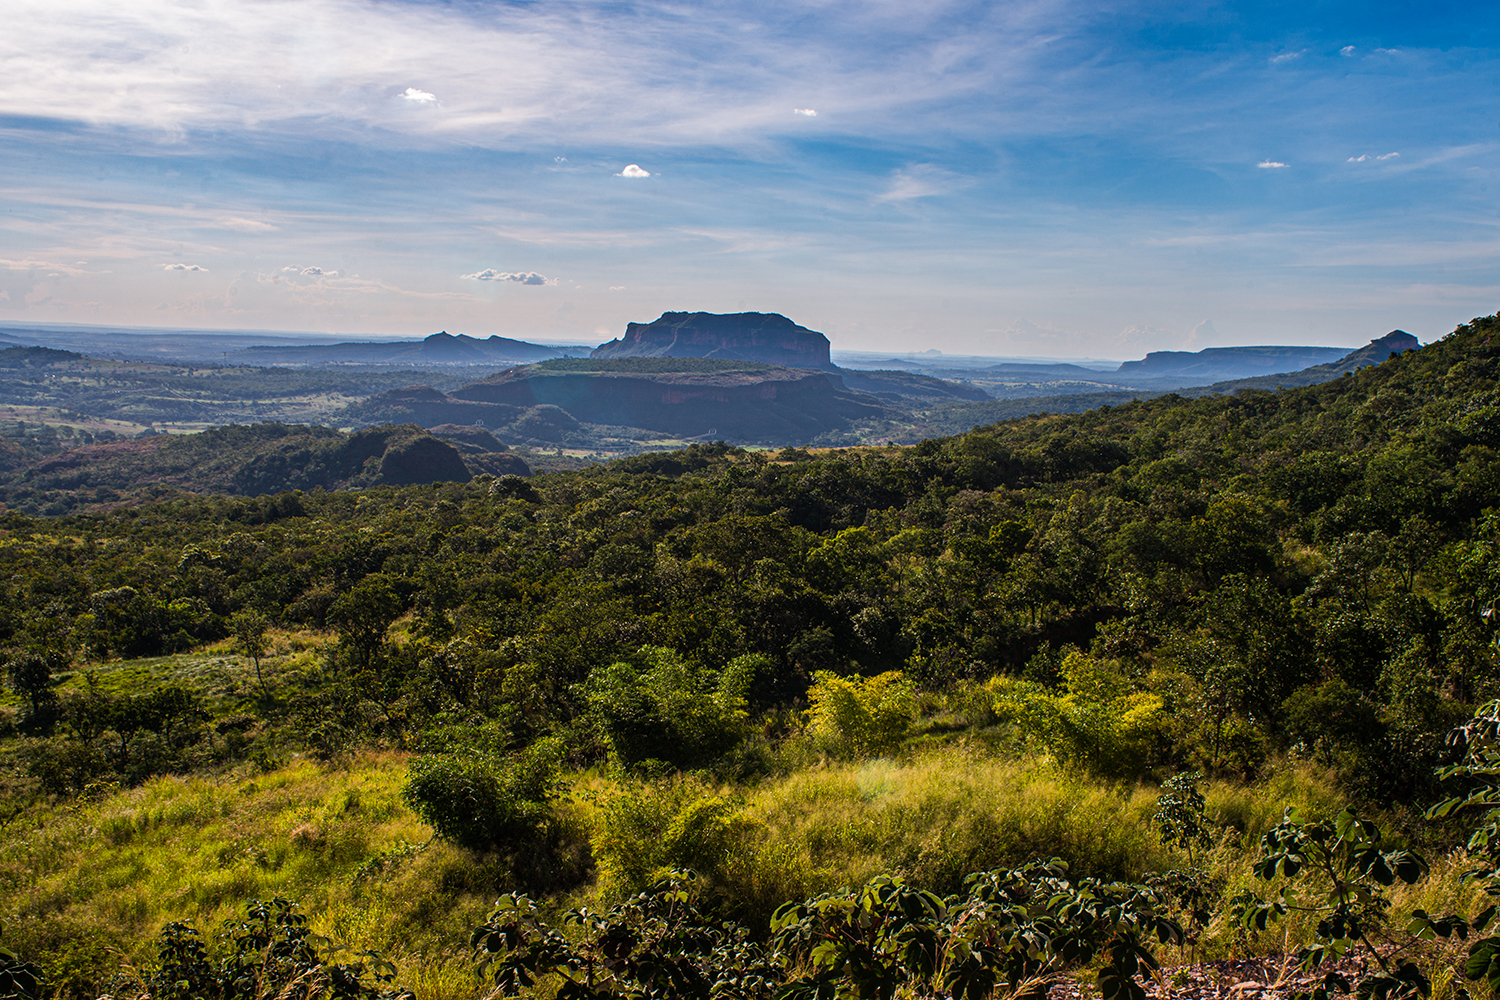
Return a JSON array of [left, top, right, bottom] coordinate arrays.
[[555, 156, 567, 163], [874, 163, 969, 203], [793, 108, 817, 117], [1185, 319, 1217, 349], [401, 87, 437, 103], [1341, 45, 1356, 55], [1377, 151, 1400, 160], [1257, 160, 1288, 169], [616, 164, 650, 178], [218, 216, 278, 233], [1348, 154, 1370, 162], [163, 263, 208, 271], [1375, 48, 1400, 54], [301, 266, 337, 277], [1270, 51, 1303, 63], [609, 285, 625, 291], [462, 269, 557, 285]]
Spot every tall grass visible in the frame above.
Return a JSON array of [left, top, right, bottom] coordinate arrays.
[[6, 740, 1479, 999], [0, 753, 491, 1000]]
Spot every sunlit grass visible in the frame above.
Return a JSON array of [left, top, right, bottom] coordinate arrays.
[[0, 752, 494, 999]]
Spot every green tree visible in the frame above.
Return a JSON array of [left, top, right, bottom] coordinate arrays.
[[230, 609, 271, 697]]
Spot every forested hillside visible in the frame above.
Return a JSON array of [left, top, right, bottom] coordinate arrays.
[[3, 313, 1500, 999]]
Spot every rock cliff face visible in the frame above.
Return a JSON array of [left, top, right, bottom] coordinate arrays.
[[592, 312, 832, 368]]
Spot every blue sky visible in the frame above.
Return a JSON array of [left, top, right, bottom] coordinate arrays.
[[0, 0, 1496, 357]]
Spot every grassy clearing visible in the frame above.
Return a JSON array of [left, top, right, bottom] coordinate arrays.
[[0, 753, 495, 1000]]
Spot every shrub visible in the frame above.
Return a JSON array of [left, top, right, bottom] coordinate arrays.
[[471, 873, 778, 1000], [146, 898, 411, 1000], [589, 776, 749, 895], [989, 650, 1166, 778], [581, 646, 758, 771], [401, 739, 560, 853], [803, 670, 915, 758]]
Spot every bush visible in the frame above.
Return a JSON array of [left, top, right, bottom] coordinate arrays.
[[581, 646, 758, 771], [803, 670, 915, 758], [401, 739, 560, 853], [589, 776, 749, 894], [989, 650, 1166, 778], [145, 898, 411, 1000]]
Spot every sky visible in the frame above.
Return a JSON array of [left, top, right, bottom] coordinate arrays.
[[0, 0, 1496, 358]]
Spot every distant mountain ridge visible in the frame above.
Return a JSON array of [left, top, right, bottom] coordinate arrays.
[[347, 357, 887, 443], [1115, 344, 1349, 380], [231, 331, 581, 367], [592, 312, 832, 368]]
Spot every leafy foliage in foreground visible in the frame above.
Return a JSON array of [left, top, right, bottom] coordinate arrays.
[[468, 865, 1182, 1000], [146, 898, 411, 1000]]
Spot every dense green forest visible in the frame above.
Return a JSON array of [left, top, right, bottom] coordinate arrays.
[[4, 314, 1500, 1000]]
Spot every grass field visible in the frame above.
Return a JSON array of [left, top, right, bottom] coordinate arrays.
[[6, 731, 1477, 1000]]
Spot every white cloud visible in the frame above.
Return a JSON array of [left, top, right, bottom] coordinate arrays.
[[1340, 45, 1356, 56], [793, 108, 817, 116], [1348, 154, 1369, 162], [400, 87, 437, 103], [462, 269, 557, 285], [616, 164, 650, 178], [874, 164, 969, 202], [609, 285, 625, 290], [1269, 51, 1303, 63], [1184, 319, 1217, 349], [1377, 151, 1400, 160], [555, 156, 567, 162], [301, 266, 337, 276], [1257, 160, 1288, 169], [217, 216, 278, 233], [1348, 152, 1400, 163], [163, 262, 208, 271]]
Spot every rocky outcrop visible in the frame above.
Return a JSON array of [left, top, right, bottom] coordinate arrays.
[[1323, 330, 1420, 374], [592, 312, 832, 368], [426, 424, 513, 454]]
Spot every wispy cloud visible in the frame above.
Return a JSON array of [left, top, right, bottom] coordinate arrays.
[[1340, 45, 1356, 56], [616, 164, 650, 178], [163, 262, 207, 271], [1257, 160, 1288, 169], [462, 269, 557, 285], [1270, 51, 1303, 64], [873, 164, 968, 203], [400, 87, 437, 103], [217, 216, 277, 233], [1348, 152, 1401, 162], [793, 108, 817, 117]]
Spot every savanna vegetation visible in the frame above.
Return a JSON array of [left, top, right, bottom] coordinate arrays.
[[4, 314, 1500, 999]]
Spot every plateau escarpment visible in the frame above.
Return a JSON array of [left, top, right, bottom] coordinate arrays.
[[592, 312, 833, 368]]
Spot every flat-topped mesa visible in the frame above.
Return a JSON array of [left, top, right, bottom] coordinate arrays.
[[592, 311, 832, 368]]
